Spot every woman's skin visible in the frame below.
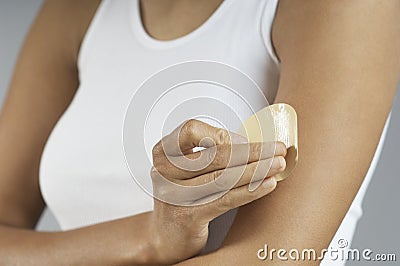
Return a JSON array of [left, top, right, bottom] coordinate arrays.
[[149, 120, 287, 264], [0, 0, 285, 265], [0, 0, 399, 265], [178, 1, 400, 265]]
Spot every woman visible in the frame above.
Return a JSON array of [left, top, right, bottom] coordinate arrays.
[[0, 0, 399, 265]]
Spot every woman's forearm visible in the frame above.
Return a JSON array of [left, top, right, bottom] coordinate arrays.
[[0, 211, 157, 266]]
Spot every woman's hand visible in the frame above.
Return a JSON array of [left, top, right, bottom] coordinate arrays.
[[149, 119, 287, 264]]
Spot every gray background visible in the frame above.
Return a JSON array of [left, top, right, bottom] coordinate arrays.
[[0, 1, 398, 264]]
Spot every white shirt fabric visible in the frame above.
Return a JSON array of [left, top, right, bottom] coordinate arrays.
[[39, 0, 390, 264]]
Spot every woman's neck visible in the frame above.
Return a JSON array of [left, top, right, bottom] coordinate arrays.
[[139, 0, 224, 41]]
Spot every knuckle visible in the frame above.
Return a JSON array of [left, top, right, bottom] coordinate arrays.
[[213, 145, 229, 166], [153, 160, 169, 178], [152, 141, 163, 157], [212, 150, 222, 166], [215, 128, 229, 145], [216, 194, 233, 211], [211, 154, 223, 169], [211, 169, 223, 184], [244, 163, 258, 182], [150, 166, 159, 179], [247, 161, 258, 174], [183, 119, 198, 136], [214, 169, 234, 190], [201, 171, 217, 186], [250, 142, 262, 158], [150, 165, 170, 183]]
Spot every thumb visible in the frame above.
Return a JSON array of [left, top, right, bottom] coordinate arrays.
[[155, 119, 245, 156]]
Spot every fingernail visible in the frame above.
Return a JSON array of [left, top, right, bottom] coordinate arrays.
[[278, 156, 286, 170], [276, 142, 287, 156], [262, 177, 276, 188], [271, 156, 286, 170]]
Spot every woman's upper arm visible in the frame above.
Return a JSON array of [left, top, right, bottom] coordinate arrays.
[[0, 0, 99, 228], [180, 0, 400, 264]]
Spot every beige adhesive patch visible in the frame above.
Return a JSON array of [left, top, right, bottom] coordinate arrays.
[[237, 103, 298, 181]]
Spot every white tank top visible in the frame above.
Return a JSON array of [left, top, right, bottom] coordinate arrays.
[[39, 0, 390, 263]]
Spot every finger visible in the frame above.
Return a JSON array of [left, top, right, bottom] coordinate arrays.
[[179, 156, 286, 190], [160, 141, 286, 180], [152, 119, 247, 156], [196, 177, 278, 221]]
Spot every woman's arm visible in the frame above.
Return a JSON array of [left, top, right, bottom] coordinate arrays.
[[0, 1, 157, 265], [1, 2, 286, 265], [179, 0, 400, 264]]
